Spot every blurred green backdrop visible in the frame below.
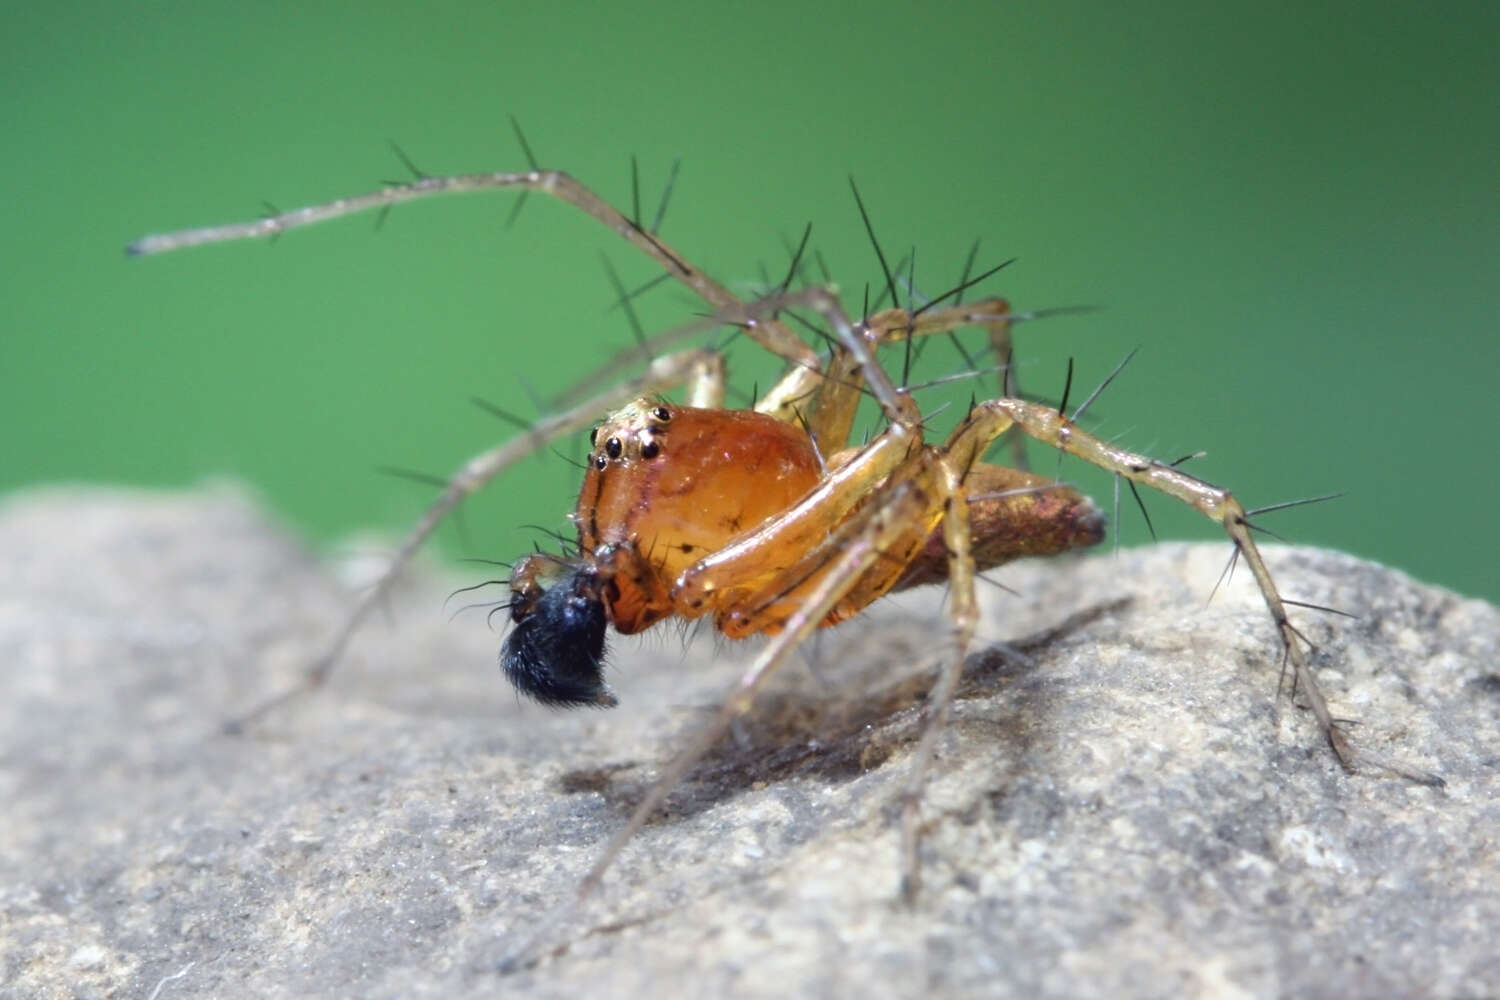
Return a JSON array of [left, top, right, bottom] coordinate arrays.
[[4, 1, 1496, 603]]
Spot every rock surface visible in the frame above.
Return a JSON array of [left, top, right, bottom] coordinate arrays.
[[1, 485, 1495, 999]]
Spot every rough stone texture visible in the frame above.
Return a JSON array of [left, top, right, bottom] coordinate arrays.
[[1, 485, 1495, 999]]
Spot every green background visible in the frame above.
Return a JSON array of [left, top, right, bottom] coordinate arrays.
[[5, 2, 1497, 603]]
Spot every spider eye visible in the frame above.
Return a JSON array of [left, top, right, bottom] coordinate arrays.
[[652, 405, 672, 422], [588, 427, 598, 446], [641, 439, 660, 459], [594, 454, 607, 470], [605, 436, 623, 459]]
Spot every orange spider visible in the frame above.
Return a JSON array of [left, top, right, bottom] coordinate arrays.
[[501, 384, 1105, 708], [129, 125, 1437, 969]]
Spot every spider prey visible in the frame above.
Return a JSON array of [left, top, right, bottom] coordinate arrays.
[[129, 131, 1439, 969]]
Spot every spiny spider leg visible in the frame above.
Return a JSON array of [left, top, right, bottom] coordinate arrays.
[[131, 145, 1442, 982], [128, 164, 820, 373], [770, 285, 1441, 788], [938, 396, 1444, 786], [130, 153, 1058, 731], [218, 286, 1051, 728], [498, 286, 1083, 963], [498, 477, 935, 973]]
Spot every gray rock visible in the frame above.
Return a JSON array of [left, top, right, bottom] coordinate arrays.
[[1, 485, 1495, 999]]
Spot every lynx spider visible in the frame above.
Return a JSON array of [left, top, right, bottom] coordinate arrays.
[[129, 126, 1439, 969]]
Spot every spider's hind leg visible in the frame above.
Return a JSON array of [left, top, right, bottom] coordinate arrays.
[[940, 396, 1441, 785]]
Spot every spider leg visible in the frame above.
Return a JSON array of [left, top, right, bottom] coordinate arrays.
[[223, 349, 725, 731], [754, 295, 1035, 454], [942, 397, 1441, 784], [497, 480, 932, 974], [678, 445, 988, 901], [670, 420, 920, 615], [866, 296, 1038, 471], [771, 285, 1078, 444], [899, 455, 975, 900], [985, 305, 1027, 471], [698, 449, 953, 637], [129, 167, 821, 373]]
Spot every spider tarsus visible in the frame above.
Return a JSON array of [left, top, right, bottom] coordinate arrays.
[[1327, 720, 1444, 790]]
